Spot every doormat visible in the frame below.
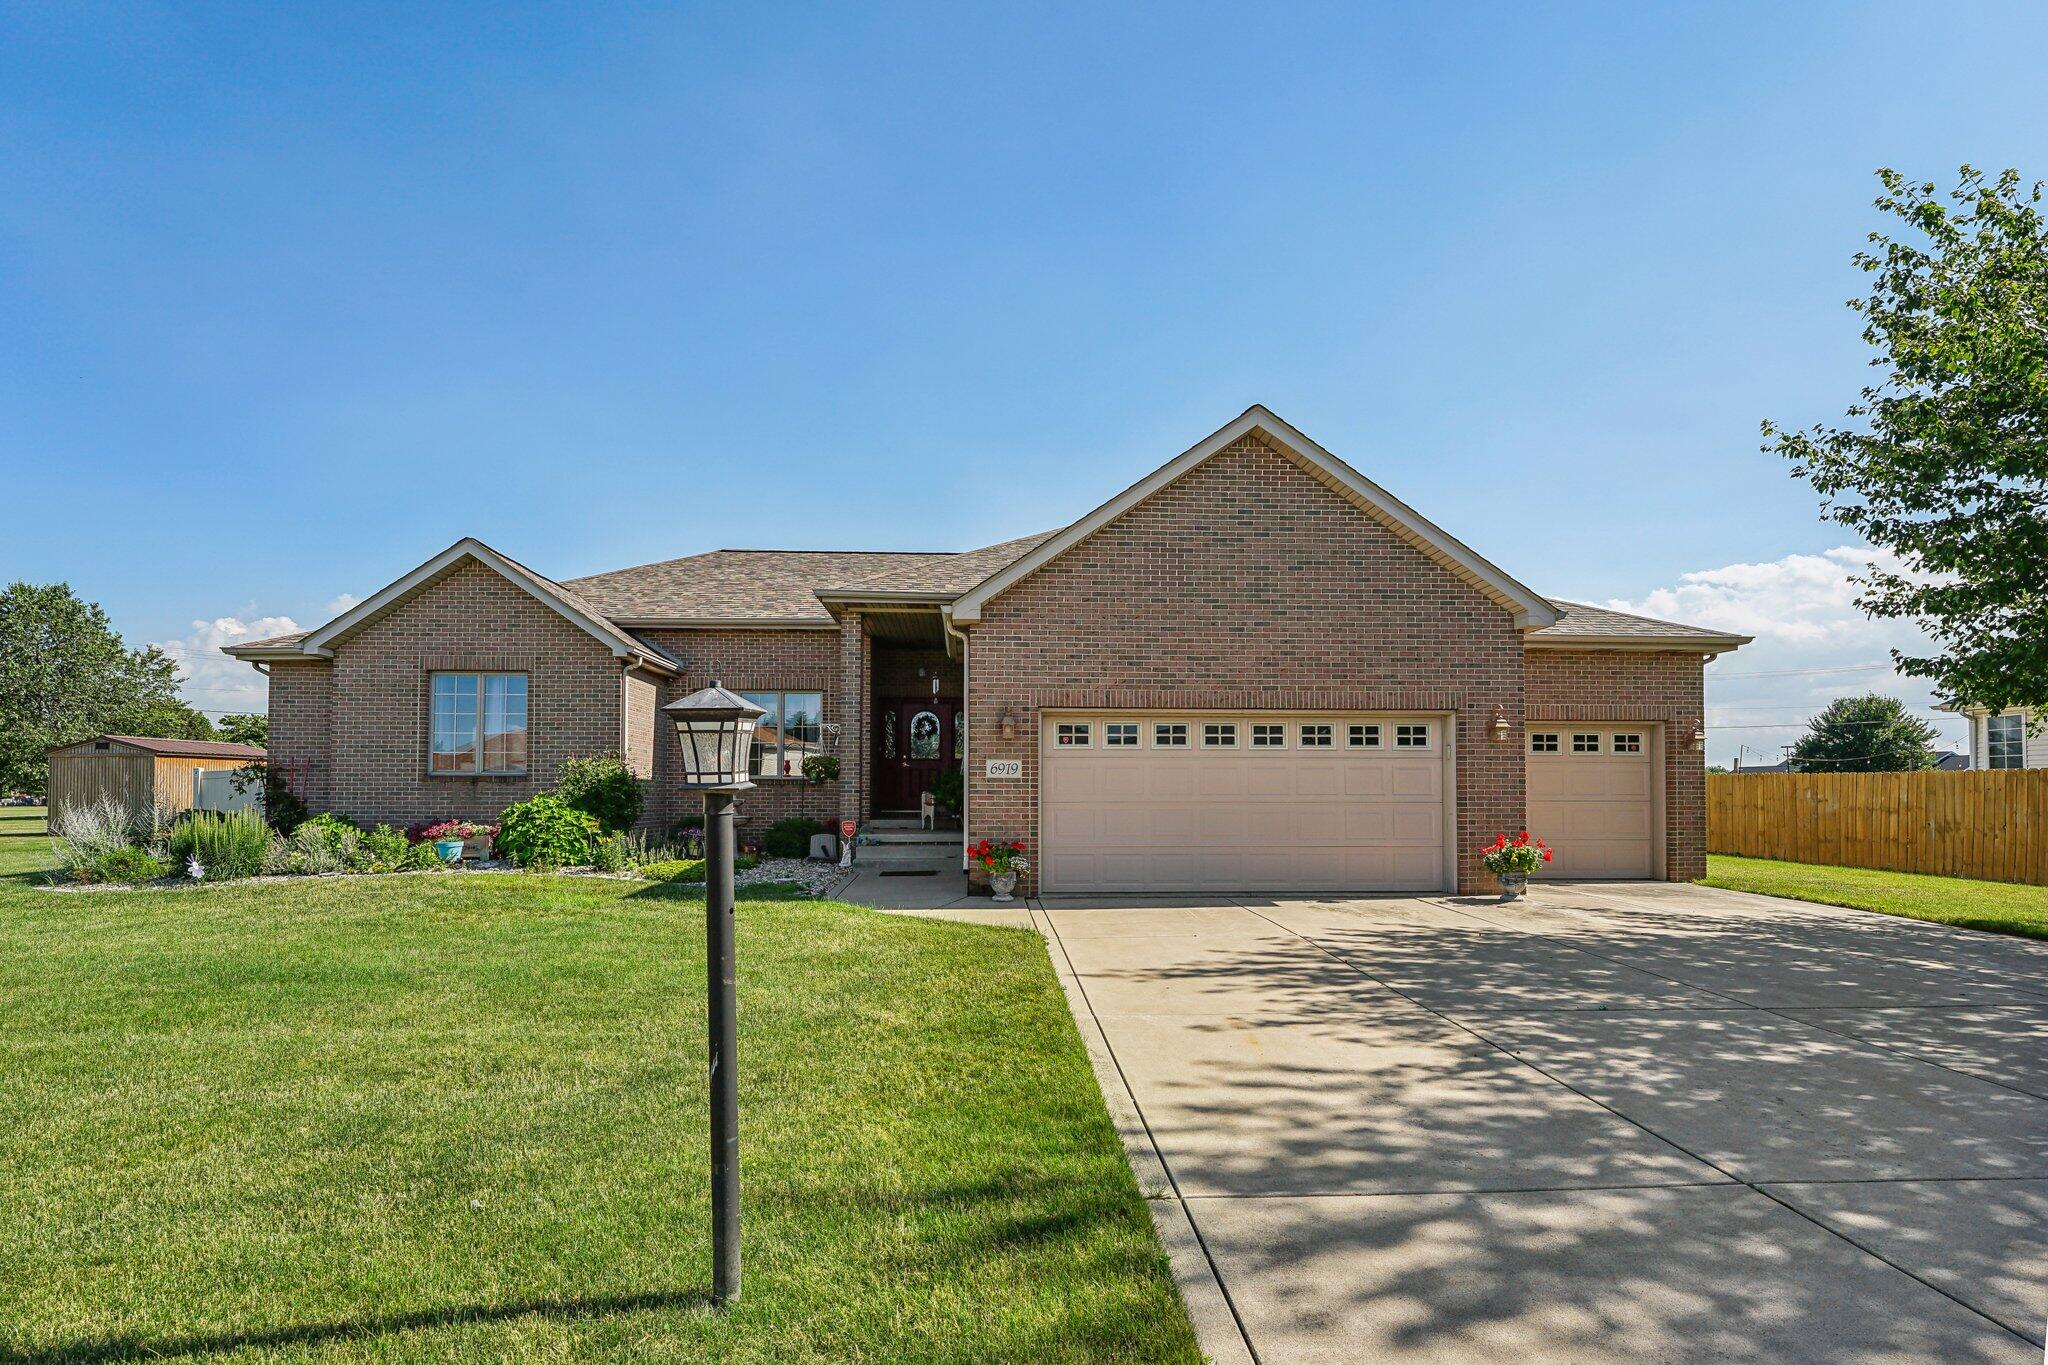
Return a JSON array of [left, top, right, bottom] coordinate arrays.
[[878, 869, 940, 878]]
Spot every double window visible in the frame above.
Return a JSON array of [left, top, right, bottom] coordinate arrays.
[[430, 673, 528, 775], [1988, 713, 2025, 770], [1055, 722, 1092, 747], [1203, 723, 1237, 748], [1300, 723, 1333, 747], [1154, 723, 1189, 747], [1348, 723, 1381, 748], [1251, 723, 1286, 748], [1395, 723, 1430, 748], [740, 690, 825, 778], [1572, 733, 1602, 754], [1105, 722, 1139, 747], [1530, 732, 1560, 754]]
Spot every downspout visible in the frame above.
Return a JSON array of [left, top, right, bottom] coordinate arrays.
[[941, 605, 971, 872]]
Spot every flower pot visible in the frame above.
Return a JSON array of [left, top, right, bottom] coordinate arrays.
[[434, 838, 465, 864], [1497, 871, 1529, 902], [463, 835, 493, 862], [989, 871, 1018, 903]]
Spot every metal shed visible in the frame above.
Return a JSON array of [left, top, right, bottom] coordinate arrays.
[[46, 735, 266, 825]]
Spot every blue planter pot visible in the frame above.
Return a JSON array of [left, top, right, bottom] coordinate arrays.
[[434, 838, 466, 864]]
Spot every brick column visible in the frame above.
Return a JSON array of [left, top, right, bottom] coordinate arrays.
[[838, 613, 870, 827]]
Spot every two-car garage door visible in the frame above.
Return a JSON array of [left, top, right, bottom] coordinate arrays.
[[1039, 714, 1448, 894]]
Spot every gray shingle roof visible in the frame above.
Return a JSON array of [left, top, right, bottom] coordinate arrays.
[[232, 631, 312, 649], [69, 736, 266, 759], [562, 533, 1055, 623], [1531, 600, 1749, 645]]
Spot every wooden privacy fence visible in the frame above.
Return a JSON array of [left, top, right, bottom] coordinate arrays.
[[1707, 770, 2048, 886]]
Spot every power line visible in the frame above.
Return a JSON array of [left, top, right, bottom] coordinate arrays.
[[1709, 661, 1895, 680]]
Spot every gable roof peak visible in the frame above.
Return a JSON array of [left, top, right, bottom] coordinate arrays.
[[948, 408, 1562, 629]]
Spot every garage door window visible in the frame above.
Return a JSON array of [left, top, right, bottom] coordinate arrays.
[[1154, 723, 1188, 747], [1105, 723, 1139, 747], [1251, 723, 1286, 748], [1573, 733, 1601, 753], [1299, 723, 1333, 747], [1203, 723, 1237, 748], [1530, 732, 1559, 753], [1348, 723, 1381, 748], [1395, 724, 1430, 748], [1613, 733, 1643, 753], [1055, 723, 1091, 747]]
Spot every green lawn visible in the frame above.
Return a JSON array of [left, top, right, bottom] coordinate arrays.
[[1704, 853, 2048, 941], [0, 806, 1198, 1362]]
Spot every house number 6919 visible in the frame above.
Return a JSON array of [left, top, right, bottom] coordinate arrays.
[[984, 759, 1023, 779]]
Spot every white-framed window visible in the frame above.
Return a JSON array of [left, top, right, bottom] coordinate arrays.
[[1530, 732, 1560, 754], [1251, 723, 1286, 748], [739, 690, 826, 778], [1348, 723, 1381, 748], [1613, 732, 1643, 754], [1395, 723, 1430, 748], [1988, 713, 2025, 770], [1105, 722, 1139, 748], [1300, 723, 1333, 747], [1154, 722, 1189, 748], [1572, 733, 1601, 754], [430, 672, 528, 775], [1055, 722, 1092, 747], [1203, 723, 1237, 748]]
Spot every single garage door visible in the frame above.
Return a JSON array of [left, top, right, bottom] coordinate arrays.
[[1039, 714, 1448, 894], [1526, 727, 1657, 878]]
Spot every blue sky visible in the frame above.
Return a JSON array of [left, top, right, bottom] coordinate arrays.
[[6, 3, 2045, 763]]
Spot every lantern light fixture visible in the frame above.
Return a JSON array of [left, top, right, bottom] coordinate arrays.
[[1689, 721, 1707, 752], [1491, 704, 1511, 741], [662, 683, 767, 790]]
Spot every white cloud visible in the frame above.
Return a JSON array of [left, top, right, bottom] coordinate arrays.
[[1600, 546, 1968, 767], [324, 593, 359, 616], [153, 613, 301, 718]]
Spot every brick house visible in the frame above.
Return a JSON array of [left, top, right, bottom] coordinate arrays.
[[226, 407, 1747, 894]]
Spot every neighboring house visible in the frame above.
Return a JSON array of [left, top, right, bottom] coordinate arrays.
[[1737, 750, 1969, 773], [1951, 706, 2048, 771], [224, 406, 1749, 894]]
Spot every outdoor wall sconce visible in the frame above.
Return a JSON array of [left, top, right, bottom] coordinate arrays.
[[1689, 722, 1707, 752], [1491, 704, 1511, 741], [998, 706, 1019, 740]]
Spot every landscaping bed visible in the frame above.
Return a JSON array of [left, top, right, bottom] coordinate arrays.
[[1703, 854, 2048, 941], [0, 806, 1198, 1362]]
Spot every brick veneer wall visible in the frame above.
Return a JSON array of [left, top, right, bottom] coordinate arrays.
[[1525, 649, 1708, 881], [640, 626, 846, 842], [317, 558, 626, 828], [264, 660, 334, 811], [965, 435, 1528, 895], [623, 670, 659, 779]]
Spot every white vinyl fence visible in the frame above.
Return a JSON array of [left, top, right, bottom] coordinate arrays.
[[194, 767, 261, 815]]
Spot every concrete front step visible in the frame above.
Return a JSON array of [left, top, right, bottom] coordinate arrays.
[[865, 829, 956, 846], [860, 845, 961, 869]]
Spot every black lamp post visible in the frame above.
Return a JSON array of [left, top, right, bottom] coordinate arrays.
[[661, 682, 767, 1308]]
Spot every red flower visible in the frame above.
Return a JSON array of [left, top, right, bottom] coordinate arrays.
[[1541, 848, 1553, 862]]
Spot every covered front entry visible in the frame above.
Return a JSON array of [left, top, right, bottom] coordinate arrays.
[[1038, 712, 1450, 894], [1527, 725, 1659, 878], [872, 696, 961, 813]]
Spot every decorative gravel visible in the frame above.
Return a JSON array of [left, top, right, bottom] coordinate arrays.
[[742, 857, 855, 899]]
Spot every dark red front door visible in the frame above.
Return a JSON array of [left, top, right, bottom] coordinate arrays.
[[873, 697, 959, 812]]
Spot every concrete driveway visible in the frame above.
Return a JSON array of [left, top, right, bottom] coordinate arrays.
[[1034, 882, 2048, 1363]]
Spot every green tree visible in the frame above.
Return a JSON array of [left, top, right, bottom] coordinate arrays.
[[1767, 167, 2048, 720], [1787, 694, 1940, 773], [215, 713, 269, 748], [0, 582, 214, 794]]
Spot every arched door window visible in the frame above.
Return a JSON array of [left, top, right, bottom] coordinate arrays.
[[909, 710, 941, 759]]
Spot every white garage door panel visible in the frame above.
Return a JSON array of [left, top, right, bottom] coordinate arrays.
[[1041, 714, 1449, 894], [1528, 730, 1657, 879]]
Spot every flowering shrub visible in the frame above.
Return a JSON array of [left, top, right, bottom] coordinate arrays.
[[1481, 831, 1552, 877], [407, 819, 497, 844], [969, 838, 1028, 877]]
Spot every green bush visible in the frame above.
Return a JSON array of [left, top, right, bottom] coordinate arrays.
[[75, 845, 170, 885], [398, 839, 444, 872], [929, 767, 964, 814], [557, 753, 645, 834], [170, 809, 274, 881], [639, 855, 756, 884], [762, 816, 826, 859], [361, 824, 409, 871], [591, 833, 631, 874], [496, 794, 599, 870]]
